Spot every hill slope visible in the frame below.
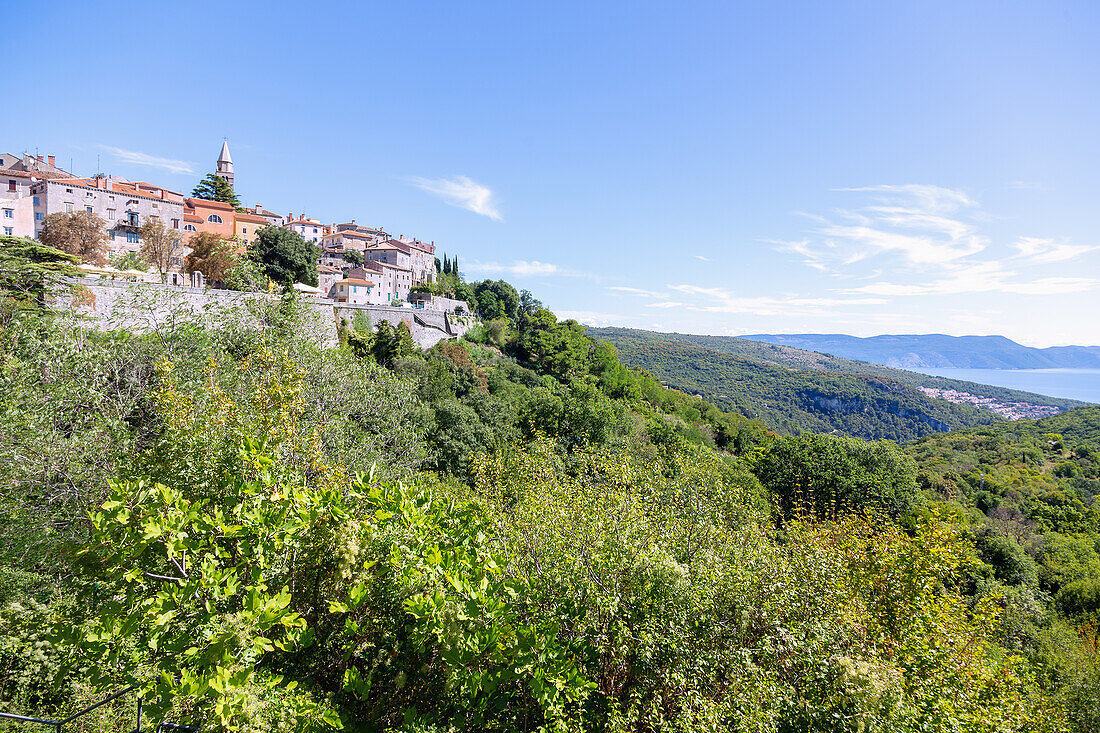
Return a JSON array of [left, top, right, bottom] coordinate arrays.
[[742, 333, 1100, 369], [589, 328, 1087, 441]]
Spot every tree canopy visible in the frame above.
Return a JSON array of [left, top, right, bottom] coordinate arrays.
[[190, 174, 241, 209], [248, 226, 319, 287]]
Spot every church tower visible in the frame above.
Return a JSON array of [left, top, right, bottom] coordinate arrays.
[[215, 140, 234, 188]]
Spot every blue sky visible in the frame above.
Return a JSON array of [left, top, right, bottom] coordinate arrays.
[[6, 1, 1099, 346]]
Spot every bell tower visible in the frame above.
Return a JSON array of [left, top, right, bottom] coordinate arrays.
[[215, 140, 234, 188]]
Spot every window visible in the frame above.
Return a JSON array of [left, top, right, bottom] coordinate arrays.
[[85, 206, 93, 214], [2, 209, 11, 218], [183, 224, 196, 232], [32, 196, 39, 206], [126, 232, 139, 244], [312, 227, 318, 234], [3, 227, 11, 236], [126, 213, 139, 226], [34, 213, 43, 221], [7, 180, 15, 192], [65, 188, 73, 193], [171, 218, 179, 229], [109, 195, 115, 201], [65, 203, 74, 213], [207, 214, 222, 223], [107, 208, 116, 220], [243, 227, 248, 234]]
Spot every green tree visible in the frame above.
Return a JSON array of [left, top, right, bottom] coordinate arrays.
[[190, 173, 241, 209], [249, 226, 319, 287], [38, 211, 109, 266], [108, 250, 148, 272], [343, 249, 363, 265], [752, 433, 921, 520], [0, 235, 80, 314]]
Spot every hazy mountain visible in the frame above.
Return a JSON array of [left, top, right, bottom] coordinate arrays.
[[740, 334, 1100, 369]]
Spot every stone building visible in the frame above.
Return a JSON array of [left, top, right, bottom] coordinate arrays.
[[2, 153, 73, 238], [332, 276, 376, 305], [242, 204, 285, 227], [30, 175, 186, 254], [364, 238, 436, 285], [284, 214, 325, 244]]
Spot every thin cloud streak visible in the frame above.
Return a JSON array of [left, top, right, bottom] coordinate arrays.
[[410, 175, 502, 220], [101, 145, 194, 174], [464, 260, 561, 276], [1012, 236, 1098, 264]]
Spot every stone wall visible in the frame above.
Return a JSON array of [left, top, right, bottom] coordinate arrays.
[[62, 278, 475, 349]]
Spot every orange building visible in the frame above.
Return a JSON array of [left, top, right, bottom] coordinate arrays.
[[234, 211, 269, 248], [183, 198, 235, 238]]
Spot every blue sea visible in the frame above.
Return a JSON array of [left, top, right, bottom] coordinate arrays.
[[910, 368, 1100, 404]]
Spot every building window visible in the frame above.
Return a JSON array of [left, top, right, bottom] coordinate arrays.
[[35, 213, 43, 221], [65, 188, 73, 193], [65, 203, 74, 213], [107, 208, 116, 220], [126, 213, 139, 226], [6, 180, 15, 192], [3, 227, 11, 236], [208, 214, 222, 224], [2, 209, 11, 218], [171, 218, 179, 229], [32, 196, 39, 206], [243, 227, 248, 234], [126, 232, 139, 244], [184, 224, 196, 232], [85, 206, 93, 214]]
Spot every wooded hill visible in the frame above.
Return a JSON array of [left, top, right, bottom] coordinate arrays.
[[590, 327, 1086, 441]]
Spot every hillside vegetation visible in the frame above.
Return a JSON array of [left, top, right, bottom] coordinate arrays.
[[589, 329, 1012, 441], [591, 327, 1087, 411], [0, 243, 1098, 731]]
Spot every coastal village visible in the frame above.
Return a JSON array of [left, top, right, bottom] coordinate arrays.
[[1, 143, 459, 311], [917, 386, 1061, 421]]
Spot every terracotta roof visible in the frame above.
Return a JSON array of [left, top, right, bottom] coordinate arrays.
[[234, 212, 268, 224], [317, 265, 341, 273], [185, 197, 235, 210], [184, 214, 203, 223], [49, 176, 183, 202], [2, 168, 71, 181], [343, 278, 375, 286]]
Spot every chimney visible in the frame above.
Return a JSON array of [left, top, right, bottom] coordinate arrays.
[[48, 155, 55, 167], [36, 155, 44, 163], [288, 212, 293, 221], [255, 203, 262, 212]]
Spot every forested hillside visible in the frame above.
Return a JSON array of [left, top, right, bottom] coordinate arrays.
[[590, 329, 1009, 441], [591, 327, 1086, 410], [1, 238, 1098, 732]]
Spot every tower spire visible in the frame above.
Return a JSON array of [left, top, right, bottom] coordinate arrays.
[[215, 140, 234, 188]]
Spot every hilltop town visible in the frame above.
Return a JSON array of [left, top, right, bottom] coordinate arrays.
[[1, 143, 464, 313]]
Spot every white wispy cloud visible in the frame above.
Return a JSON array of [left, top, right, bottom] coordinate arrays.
[[464, 260, 560, 276], [694, 255, 711, 261], [781, 184, 988, 272], [607, 286, 667, 298], [1012, 236, 1098, 264], [666, 284, 887, 317], [844, 260, 1098, 297], [101, 145, 194, 174], [410, 175, 502, 220]]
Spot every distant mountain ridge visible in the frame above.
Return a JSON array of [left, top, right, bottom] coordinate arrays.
[[740, 333, 1100, 369]]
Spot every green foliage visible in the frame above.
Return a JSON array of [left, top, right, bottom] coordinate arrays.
[[751, 433, 922, 519], [108, 249, 148, 272], [191, 174, 241, 209], [248, 226, 319, 287], [0, 235, 80, 317]]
